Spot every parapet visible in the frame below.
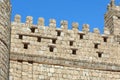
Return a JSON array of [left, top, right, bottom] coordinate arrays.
[[26, 16, 33, 26], [61, 20, 68, 29], [72, 22, 79, 29], [72, 22, 79, 32], [49, 19, 56, 28], [38, 17, 44, 26], [14, 14, 21, 23], [82, 24, 90, 33], [12, 14, 106, 34], [93, 28, 100, 34]]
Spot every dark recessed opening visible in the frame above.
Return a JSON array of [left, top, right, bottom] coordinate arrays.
[[70, 41, 73, 46], [80, 34, 84, 39], [94, 44, 98, 49], [37, 37, 41, 42], [24, 44, 28, 49], [52, 39, 56, 44], [103, 37, 107, 42], [98, 53, 102, 58], [17, 60, 23, 63], [28, 61, 33, 64], [57, 31, 61, 36], [118, 17, 120, 19], [31, 28, 35, 33], [72, 50, 76, 55], [49, 47, 54, 52], [19, 35, 23, 39]]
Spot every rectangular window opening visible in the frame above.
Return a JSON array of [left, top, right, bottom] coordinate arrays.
[[49, 47, 54, 52], [19, 35, 23, 39], [94, 44, 98, 49], [80, 34, 84, 39], [57, 31, 61, 36], [31, 28, 35, 33], [52, 39, 56, 44], [72, 49, 76, 55], [37, 37, 41, 42], [98, 52, 102, 58], [24, 44, 28, 49], [103, 37, 108, 42], [70, 41, 73, 46]]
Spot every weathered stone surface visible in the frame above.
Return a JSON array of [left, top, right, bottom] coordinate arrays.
[[0, 0, 11, 80], [0, 0, 120, 80], [9, 1, 120, 79]]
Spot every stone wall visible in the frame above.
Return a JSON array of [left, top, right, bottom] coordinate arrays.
[[9, 60, 120, 80], [0, 0, 11, 80], [9, 0, 120, 80], [9, 14, 120, 80]]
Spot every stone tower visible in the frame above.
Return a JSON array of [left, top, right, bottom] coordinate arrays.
[[104, 0, 120, 35], [0, 0, 11, 80]]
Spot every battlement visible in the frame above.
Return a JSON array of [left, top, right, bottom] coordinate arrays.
[[13, 14, 110, 35]]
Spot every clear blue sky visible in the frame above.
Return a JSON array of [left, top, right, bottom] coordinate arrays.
[[11, 0, 120, 33]]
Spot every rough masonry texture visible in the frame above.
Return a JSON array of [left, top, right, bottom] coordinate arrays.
[[0, 0, 120, 80], [0, 0, 11, 80]]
